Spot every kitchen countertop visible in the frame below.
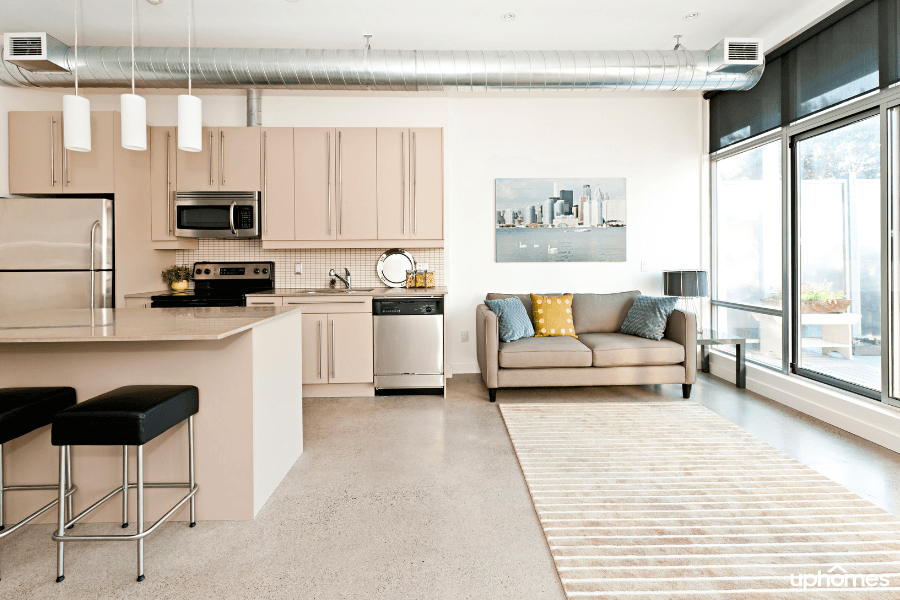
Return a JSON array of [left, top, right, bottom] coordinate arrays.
[[0, 307, 302, 343], [247, 287, 449, 297]]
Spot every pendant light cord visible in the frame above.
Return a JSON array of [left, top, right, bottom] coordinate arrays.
[[131, 0, 135, 95], [74, 0, 78, 96], [187, 0, 192, 96]]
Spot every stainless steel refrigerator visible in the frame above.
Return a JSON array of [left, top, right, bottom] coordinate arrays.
[[0, 197, 113, 315]]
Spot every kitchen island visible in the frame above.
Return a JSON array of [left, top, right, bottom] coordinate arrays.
[[0, 307, 303, 524]]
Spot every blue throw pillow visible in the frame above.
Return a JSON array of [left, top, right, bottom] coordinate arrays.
[[485, 297, 535, 342], [618, 295, 679, 341]]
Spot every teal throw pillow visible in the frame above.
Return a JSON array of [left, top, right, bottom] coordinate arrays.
[[618, 295, 679, 341], [485, 297, 535, 342]]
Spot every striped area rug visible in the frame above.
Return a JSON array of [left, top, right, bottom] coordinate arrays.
[[499, 402, 900, 598]]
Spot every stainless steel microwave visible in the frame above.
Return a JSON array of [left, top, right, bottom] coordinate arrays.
[[174, 191, 260, 238]]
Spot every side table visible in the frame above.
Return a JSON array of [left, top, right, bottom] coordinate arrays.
[[697, 330, 746, 389]]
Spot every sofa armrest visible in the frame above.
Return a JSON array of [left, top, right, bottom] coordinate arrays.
[[665, 309, 697, 384], [476, 304, 500, 389]]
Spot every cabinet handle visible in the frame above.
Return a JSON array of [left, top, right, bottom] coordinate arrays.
[[166, 131, 172, 235], [50, 116, 56, 187], [287, 300, 365, 304], [220, 131, 226, 186], [64, 148, 69, 187], [330, 319, 336, 379], [400, 131, 405, 235], [326, 131, 332, 235], [208, 131, 213, 186], [263, 131, 268, 235], [412, 131, 417, 235], [250, 301, 275, 305], [317, 320, 322, 379], [337, 131, 343, 236]]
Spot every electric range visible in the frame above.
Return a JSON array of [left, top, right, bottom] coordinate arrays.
[[150, 261, 275, 308]]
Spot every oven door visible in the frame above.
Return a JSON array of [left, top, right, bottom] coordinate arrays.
[[174, 192, 260, 238]]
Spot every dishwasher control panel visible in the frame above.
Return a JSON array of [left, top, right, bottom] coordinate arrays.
[[373, 297, 443, 316]]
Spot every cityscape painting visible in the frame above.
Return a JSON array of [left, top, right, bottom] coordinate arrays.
[[495, 178, 627, 262]]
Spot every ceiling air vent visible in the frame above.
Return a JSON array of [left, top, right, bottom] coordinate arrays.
[[3, 33, 70, 73], [707, 38, 763, 75]]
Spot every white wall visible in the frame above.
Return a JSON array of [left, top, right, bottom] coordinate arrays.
[[0, 89, 704, 373]]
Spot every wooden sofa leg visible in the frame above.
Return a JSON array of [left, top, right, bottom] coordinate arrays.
[[682, 384, 692, 399], [489, 389, 497, 403]]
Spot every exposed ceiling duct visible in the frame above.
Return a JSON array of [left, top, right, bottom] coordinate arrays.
[[0, 40, 764, 92]]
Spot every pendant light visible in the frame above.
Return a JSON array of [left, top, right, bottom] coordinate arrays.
[[177, 0, 202, 152], [63, 0, 91, 152], [121, 0, 147, 150]]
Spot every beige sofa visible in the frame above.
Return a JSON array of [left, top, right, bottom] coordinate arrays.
[[476, 291, 697, 402]]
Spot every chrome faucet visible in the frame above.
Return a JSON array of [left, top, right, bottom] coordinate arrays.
[[330, 268, 351, 289]]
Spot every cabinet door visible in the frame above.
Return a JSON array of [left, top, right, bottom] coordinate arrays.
[[294, 128, 336, 241], [328, 313, 374, 384], [219, 127, 260, 191], [376, 128, 409, 240], [8, 111, 63, 195], [150, 126, 177, 241], [261, 128, 295, 240], [335, 128, 377, 240], [176, 127, 218, 191], [63, 111, 116, 194], [409, 128, 443, 240], [302, 313, 328, 385]]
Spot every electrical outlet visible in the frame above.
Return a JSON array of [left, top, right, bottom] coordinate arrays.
[[641, 261, 649, 272], [461, 330, 469, 342], [295, 263, 302, 274]]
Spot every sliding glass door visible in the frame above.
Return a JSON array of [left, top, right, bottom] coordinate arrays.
[[792, 112, 882, 396]]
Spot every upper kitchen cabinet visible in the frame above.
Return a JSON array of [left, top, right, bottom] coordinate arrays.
[[8, 111, 115, 195], [219, 127, 260, 191], [294, 128, 335, 241], [376, 128, 409, 240], [176, 127, 218, 191], [8, 111, 62, 195], [409, 128, 443, 240], [261, 127, 295, 241], [149, 126, 175, 241], [335, 127, 377, 240]]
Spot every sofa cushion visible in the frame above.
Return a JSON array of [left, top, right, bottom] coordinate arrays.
[[572, 291, 640, 334], [578, 333, 685, 367], [484, 297, 534, 342], [531, 294, 577, 338], [498, 336, 592, 369], [619, 295, 679, 341], [486, 293, 561, 327]]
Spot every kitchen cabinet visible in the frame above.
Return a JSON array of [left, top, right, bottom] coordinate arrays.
[[219, 127, 260, 191], [150, 126, 177, 241], [8, 111, 115, 195], [246, 296, 283, 307], [334, 127, 377, 240], [376, 127, 409, 240], [262, 128, 295, 240], [8, 111, 63, 195], [294, 128, 336, 241], [176, 127, 218, 191], [328, 313, 374, 383], [409, 128, 443, 240], [301, 313, 328, 385]]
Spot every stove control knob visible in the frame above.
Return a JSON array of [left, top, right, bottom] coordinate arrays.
[[254, 268, 260, 274], [425, 306, 433, 313], [262, 268, 269, 274], [196, 269, 202, 275], [204, 269, 211, 275]]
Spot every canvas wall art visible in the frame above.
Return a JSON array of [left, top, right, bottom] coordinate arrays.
[[495, 178, 627, 262]]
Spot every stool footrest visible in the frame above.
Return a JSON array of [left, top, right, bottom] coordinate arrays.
[[0, 485, 77, 540], [53, 484, 197, 543]]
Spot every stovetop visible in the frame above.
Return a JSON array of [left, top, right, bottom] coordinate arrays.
[[150, 261, 275, 305]]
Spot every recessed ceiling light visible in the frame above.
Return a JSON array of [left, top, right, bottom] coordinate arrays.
[[683, 11, 701, 21], [502, 12, 516, 21]]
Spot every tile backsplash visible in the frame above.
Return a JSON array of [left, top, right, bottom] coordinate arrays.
[[173, 239, 444, 289]]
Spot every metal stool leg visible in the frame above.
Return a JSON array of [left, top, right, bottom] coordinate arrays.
[[136, 445, 144, 582], [65, 446, 73, 529], [56, 446, 66, 583], [0, 443, 5, 533], [189, 416, 196, 527], [122, 446, 129, 528]]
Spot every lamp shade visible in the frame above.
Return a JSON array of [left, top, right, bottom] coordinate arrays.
[[120, 93, 147, 151], [62, 94, 91, 152], [177, 94, 202, 152], [663, 270, 709, 297]]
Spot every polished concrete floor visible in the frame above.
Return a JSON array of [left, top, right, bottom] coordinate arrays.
[[3, 373, 900, 599]]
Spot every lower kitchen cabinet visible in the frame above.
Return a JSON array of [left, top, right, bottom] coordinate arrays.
[[328, 313, 374, 384]]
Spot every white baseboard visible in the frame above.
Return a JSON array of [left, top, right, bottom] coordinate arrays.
[[451, 362, 481, 375], [708, 352, 900, 454]]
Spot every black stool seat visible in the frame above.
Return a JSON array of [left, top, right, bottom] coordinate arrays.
[[52, 386, 198, 446], [0, 387, 76, 445]]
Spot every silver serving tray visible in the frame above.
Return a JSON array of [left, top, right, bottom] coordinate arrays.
[[376, 249, 415, 287]]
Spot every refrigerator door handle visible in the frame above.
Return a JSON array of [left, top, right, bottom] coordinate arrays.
[[89, 220, 100, 308]]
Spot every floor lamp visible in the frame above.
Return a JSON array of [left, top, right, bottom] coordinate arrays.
[[663, 270, 709, 335]]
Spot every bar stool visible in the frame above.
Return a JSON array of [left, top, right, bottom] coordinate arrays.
[[51, 385, 199, 583], [0, 387, 77, 579]]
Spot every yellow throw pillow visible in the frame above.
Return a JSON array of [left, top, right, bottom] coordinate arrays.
[[530, 294, 577, 338]]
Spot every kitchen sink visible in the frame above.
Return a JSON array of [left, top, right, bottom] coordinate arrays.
[[291, 288, 375, 294]]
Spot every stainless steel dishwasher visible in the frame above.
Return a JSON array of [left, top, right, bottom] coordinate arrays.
[[373, 297, 444, 393]]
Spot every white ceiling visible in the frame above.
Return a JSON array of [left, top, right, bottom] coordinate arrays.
[[1, 0, 850, 54]]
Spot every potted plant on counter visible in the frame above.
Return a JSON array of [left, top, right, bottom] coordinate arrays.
[[162, 265, 192, 292]]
